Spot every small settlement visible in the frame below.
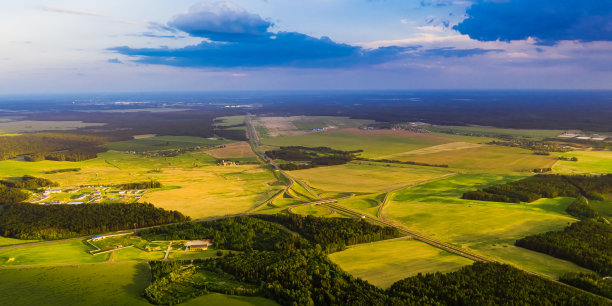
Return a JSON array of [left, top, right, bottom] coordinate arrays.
[[28, 185, 144, 205]]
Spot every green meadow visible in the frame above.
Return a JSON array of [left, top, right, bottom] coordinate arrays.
[[0, 240, 108, 266], [0, 237, 39, 247], [383, 174, 592, 278], [287, 162, 453, 193], [554, 150, 612, 174], [427, 125, 564, 140], [182, 293, 279, 306], [261, 129, 451, 158], [289, 204, 334, 216], [0, 262, 152, 306], [336, 194, 383, 217], [329, 238, 473, 288]]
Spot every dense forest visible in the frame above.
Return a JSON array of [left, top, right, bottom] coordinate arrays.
[[266, 146, 362, 170], [566, 196, 599, 219], [138, 217, 308, 251], [119, 180, 162, 190], [389, 262, 604, 305], [559, 272, 612, 300], [0, 133, 108, 162], [0, 202, 188, 240], [145, 252, 605, 305], [256, 214, 401, 252], [462, 174, 612, 203], [515, 219, 612, 275], [0, 185, 29, 205]]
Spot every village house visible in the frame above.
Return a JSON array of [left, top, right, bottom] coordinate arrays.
[[185, 239, 212, 251]]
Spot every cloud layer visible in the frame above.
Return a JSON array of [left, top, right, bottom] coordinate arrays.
[[454, 0, 612, 45], [169, 1, 272, 42]]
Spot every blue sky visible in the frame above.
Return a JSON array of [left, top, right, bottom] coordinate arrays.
[[1, 0, 611, 93]]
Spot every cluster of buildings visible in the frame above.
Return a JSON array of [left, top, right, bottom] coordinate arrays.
[[558, 133, 609, 141], [31, 185, 144, 205]]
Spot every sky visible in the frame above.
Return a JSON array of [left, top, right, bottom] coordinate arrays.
[[1, 0, 612, 93]]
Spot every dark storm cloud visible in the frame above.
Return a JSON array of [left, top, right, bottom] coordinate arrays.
[[454, 0, 612, 45]]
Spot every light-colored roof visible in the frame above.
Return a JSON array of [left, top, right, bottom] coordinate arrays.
[[185, 240, 212, 247]]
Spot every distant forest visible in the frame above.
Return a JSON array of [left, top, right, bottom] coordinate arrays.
[[119, 180, 162, 190], [462, 174, 612, 203], [0, 133, 108, 162]]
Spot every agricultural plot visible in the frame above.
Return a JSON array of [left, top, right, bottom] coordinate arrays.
[[384, 174, 592, 278], [395, 145, 559, 174], [329, 238, 473, 288], [0, 149, 281, 219], [105, 135, 229, 152], [215, 115, 246, 128], [0, 262, 151, 306], [261, 128, 453, 159], [205, 141, 257, 159], [111, 246, 166, 261], [553, 150, 612, 174], [0, 240, 108, 266], [254, 116, 374, 137], [427, 125, 564, 140], [287, 162, 453, 193]]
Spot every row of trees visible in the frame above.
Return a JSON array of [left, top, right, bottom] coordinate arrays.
[[463, 174, 612, 203], [566, 196, 599, 219], [0, 133, 108, 162], [119, 180, 162, 190], [0, 175, 58, 189], [266, 146, 361, 170], [256, 214, 401, 253], [389, 262, 605, 305], [0, 202, 188, 240], [515, 219, 612, 275]]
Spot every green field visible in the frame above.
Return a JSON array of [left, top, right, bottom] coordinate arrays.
[[182, 293, 279, 306], [428, 125, 564, 140], [288, 162, 453, 193], [261, 128, 452, 159], [383, 174, 592, 278], [289, 204, 334, 216], [336, 194, 383, 217], [105, 136, 230, 152], [0, 240, 108, 266], [0, 236, 39, 247], [111, 246, 166, 262], [0, 262, 152, 306], [396, 145, 559, 174], [328, 238, 473, 288], [553, 150, 612, 174]]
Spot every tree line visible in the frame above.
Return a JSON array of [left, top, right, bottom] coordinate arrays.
[[515, 219, 612, 275], [0, 175, 58, 189], [0, 202, 188, 240], [119, 180, 162, 190], [265, 146, 361, 170], [462, 174, 612, 203], [256, 214, 401, 253]]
